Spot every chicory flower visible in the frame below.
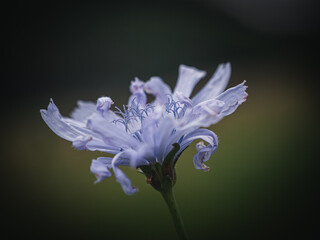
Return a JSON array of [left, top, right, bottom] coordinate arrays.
[[40, 63, 247, 195]]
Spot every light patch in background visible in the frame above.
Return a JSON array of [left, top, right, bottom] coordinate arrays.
[[202, 0, 320, 35]]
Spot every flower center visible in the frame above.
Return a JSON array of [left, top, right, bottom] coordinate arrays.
[[112, 101, 153, 138]]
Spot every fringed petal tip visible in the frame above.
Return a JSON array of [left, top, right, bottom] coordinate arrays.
[[240, 80, 248, 103], [40, 98, 55, 114]]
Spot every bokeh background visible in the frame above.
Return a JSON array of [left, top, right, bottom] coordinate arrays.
[[2, 0, 320, 239]]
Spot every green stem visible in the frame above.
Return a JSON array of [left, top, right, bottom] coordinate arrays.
[[161, 187, 189, 240]]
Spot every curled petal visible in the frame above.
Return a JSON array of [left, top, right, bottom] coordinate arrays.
[[113, 167, 138, 195], [192, 63, 231, 105], [128, 77, 147, 107], [96, 97, 114, 117], [144, 76, 172, 104], [173, 64, 206, 98], [112, 153, 138, 195], [90, 157, 113, 183], [129, 77, 144, 93], [178, 129, 218, 171], [193, 142, 212, 171]]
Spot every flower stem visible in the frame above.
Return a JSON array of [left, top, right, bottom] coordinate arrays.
[[160, 186, 189, 240]]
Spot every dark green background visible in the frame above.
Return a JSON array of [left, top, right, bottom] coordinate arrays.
[[2, 1, 319, 239]]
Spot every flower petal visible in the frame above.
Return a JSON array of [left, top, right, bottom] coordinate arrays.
[[154, 116, 178, 162], [144, 76, 172, 104], [72, 136, 120, 154], [179, 81, 247, 130], [70, 100, 96, 122], [72, 136, 93, 150], [96, 97, 119, 122], [192, 63, 231, 105], [40, 99, 91, 141], [175, 91, 193, 108], [215, 80, 248, 116], [178, 128, 218, 171], [173, 64, 206, 98], [128, 77, 147, 107], [96, 97, 113, 115], [87, 114, 139, 149], [112, 153, 138, 195], [90, 157, 113, 183]]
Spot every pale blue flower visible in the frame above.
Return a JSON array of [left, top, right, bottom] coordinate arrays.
[[40, 63, 247, 195]]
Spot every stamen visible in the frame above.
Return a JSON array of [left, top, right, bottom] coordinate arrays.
[[165, 95, 185, 119], [113, 101, 154, 136]]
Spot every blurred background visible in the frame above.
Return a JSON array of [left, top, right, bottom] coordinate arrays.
[[2, 0, 319, 239]]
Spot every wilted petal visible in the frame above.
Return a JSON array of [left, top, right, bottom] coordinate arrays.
[[144, 76, 172, 104], [90, 157, 113, 183], [173, 64, 206, 98], [192, 63, 231, 105]]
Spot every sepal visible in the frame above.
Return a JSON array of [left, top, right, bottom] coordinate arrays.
[[139, 143, 181, 192]]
